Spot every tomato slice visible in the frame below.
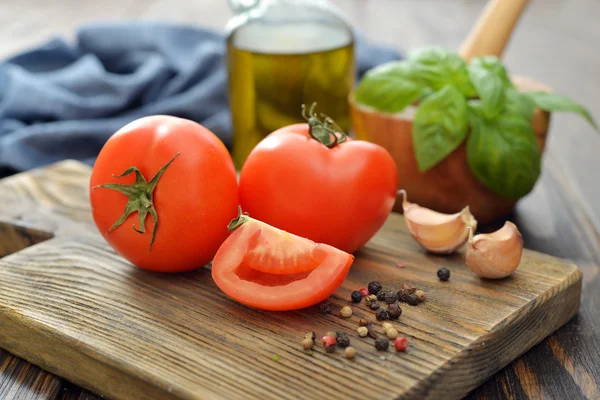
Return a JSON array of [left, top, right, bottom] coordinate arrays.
[[212, 212, 354, 311]]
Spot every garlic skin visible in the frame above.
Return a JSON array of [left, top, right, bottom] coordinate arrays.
[[399, 190, 477, 254], [466, 221, 523, 279]]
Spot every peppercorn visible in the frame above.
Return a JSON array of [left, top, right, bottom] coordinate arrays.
[[384, 291, 398, 304], [375, 337, 389, 351], [320, 302, 332, 313], [321, 336, 337, 353], [367, 325, 378, 339], [304, 332, 316, 342], [302, 338, 314, 350], [376, 309, 389, 321], [344, 346, 356, 359], [387, 304, 402, 319], [358, 318, 369, 327], [351, 291, 363, 303], [340, 306, 353, 318], [386, 328, 399, 340], [437, 267, 450, 281], [365, 295, 378, 308], [336, 334, 350, 348], [326, 331, 337, 338], [407, 293, 420, 306], [415, 290, 426, 302], [376, 290, 389, 301], [394, 337, 408, 352], [368, 281, 382, 295], [382, 322, 393, 331], [357, 326, 369, 337], [359, 288, 369, 297], [398, 290, 408, 303], [369, 301, 380, 310]]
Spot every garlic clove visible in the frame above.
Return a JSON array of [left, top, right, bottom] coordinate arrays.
[[399, 190, 477, 254], [466, 221, 523, 279]]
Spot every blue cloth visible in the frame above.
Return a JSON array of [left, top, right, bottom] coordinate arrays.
[[0, 23, 400, 175]]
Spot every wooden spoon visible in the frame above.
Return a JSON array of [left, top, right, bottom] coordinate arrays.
[[459, 0, 530, 62]]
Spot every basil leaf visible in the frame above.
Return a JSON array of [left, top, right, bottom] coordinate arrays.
[[466, 100, 541, 199], [413, 85, 468, 172], [505, 89, 536, 121], [526, 91, 598, 130], [409, 47, 476, 97], [355, 61, 424, 113], [469, 56, 513, 88], [468, 57, 509, 118]]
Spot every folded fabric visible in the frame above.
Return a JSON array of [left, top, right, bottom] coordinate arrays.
[[0, 22, 400, 176]]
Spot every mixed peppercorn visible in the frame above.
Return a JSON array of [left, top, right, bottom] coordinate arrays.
[[304, 278, 435, 358]]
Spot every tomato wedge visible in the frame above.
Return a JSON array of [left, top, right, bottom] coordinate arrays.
[[212, 209, 354, 311]]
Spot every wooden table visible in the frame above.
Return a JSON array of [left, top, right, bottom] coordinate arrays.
[[0, 0, 598, 399]]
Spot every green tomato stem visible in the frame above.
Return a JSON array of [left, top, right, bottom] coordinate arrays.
[[92, 152, 180, 252]]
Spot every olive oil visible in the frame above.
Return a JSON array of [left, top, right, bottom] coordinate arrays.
[[227, 22, 354, 167]]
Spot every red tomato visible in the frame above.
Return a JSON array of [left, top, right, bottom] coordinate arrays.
[[212, 210, 354, 311], [239, 119, 398, 254], [90, 116, 239, 272]]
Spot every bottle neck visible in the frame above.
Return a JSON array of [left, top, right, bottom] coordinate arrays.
[[228, 0, 260, 14]]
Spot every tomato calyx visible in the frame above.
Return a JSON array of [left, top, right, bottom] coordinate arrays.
[[228, 205, 250, 231], [92, 152, 180, 252], [301, 102, 347, 149]]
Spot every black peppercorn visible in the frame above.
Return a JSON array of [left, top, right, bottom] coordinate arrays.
[[376, 290, 388, 301], [368, 281, 382, 295], [375, 337, 389, 351], [437, 267, 450, 281], [336, 332, 350, 348], [397, 290, 408, 303], [369, 301, 380, 310], [407, 293, 420, 306], [384, 291, 398, 304], [351, 290, 363, 303], [387, 304, 402, 319], [320, 302, 332, 313], [376, 309, 389, 321]]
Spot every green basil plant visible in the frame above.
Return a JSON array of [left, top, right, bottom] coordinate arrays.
[[355, 46, 597, 200]]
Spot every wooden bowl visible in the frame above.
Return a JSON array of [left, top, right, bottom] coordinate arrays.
[[350, 76, 551, 224]]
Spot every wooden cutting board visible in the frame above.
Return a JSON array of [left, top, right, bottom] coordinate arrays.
[[0, 161, 581, 400]]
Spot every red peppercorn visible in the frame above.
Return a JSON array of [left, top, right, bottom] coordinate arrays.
[[359, 288, 369, 297], [394, 337, 408, 352], [321, 335, 337, 353]]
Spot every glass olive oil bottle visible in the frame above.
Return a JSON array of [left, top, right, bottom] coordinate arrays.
[[227, 0, 355, 168]]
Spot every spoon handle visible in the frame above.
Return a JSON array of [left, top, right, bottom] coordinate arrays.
[[459, 0, 530, 62]]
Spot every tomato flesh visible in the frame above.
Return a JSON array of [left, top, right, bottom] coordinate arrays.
[[212, 217, 354, 311]]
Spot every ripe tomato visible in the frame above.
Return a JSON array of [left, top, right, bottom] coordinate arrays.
[[239, 107, 398, 254], [90, 116, 239, 272], [212, 209, 354, 311]]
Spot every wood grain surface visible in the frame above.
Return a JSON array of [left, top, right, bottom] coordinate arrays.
[[0, 159, 584, 400], [0, 0, 599, 399]]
